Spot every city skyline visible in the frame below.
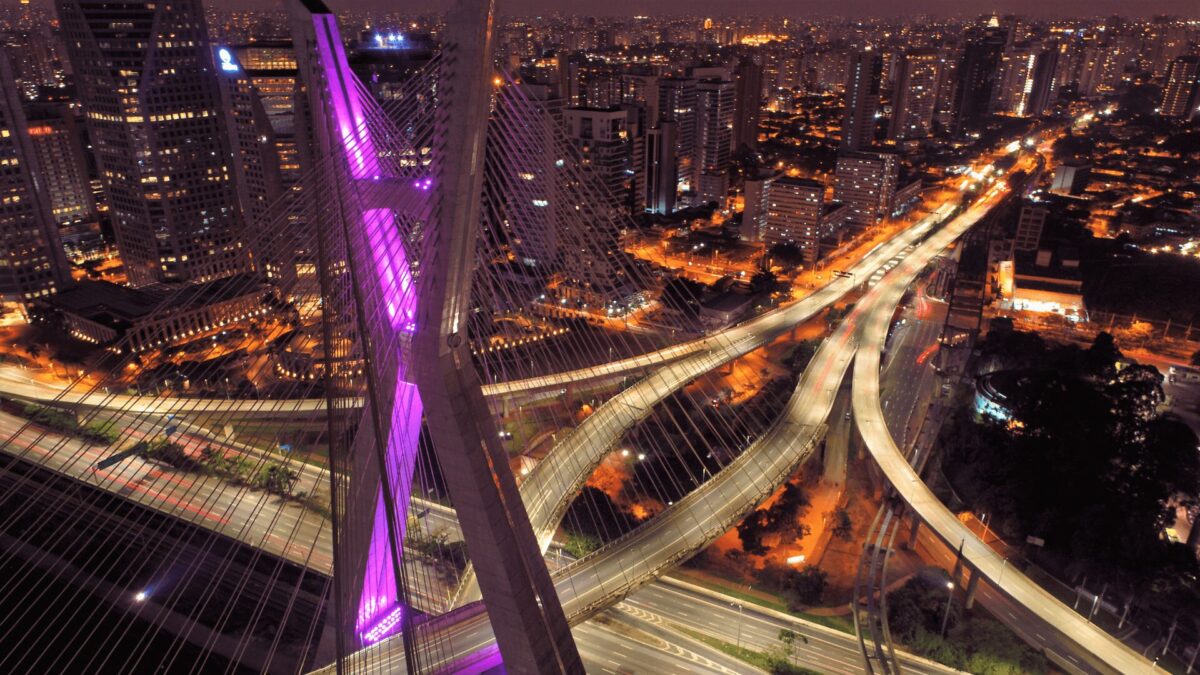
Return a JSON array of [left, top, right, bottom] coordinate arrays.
[[0, 0, 1197, 673]]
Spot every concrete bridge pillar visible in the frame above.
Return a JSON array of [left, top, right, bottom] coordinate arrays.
[[964, 565, 982, 610], [906, 518, 921, 550]]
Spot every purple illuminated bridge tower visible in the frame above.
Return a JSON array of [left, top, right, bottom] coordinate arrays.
[[291, 0, 584, 672]]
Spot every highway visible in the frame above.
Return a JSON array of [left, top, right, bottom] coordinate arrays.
[[877, 283, 1101, 673], [455, 201, 957, 604], [850, 186, 1156, 673], [0, 408, 956, 674]]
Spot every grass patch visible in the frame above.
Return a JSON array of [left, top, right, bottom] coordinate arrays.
[[669, 571, 856, 635], [673, 625, 821, 675]]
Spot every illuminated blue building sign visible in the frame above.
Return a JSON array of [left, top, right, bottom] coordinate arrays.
[[217, 47, 239, 73]]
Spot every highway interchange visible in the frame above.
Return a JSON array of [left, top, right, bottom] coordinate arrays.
[[0, 138, 1154, 673]]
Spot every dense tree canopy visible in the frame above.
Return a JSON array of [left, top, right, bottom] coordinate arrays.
[[942, 329, 1200, 608]]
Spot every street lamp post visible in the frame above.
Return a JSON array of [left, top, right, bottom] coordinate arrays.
[[940, 581, 955, 637]]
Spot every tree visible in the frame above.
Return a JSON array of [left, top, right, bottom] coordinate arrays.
[[782, 565, 827, 608], [832, 508, 853, 540], [257, 462, 298, 496], [751, 270, 780, 295]]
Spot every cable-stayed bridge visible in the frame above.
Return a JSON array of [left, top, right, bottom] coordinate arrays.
[[0, 1, 1158, 674]]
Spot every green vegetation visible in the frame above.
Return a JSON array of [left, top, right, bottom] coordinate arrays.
[[736, 483, 810, 556], [673, 625, 821, 675], [405, 523, 469, 574], [942, 324, 1200, 618], [563, 532, 602, 559], [20, 403, 118, 445], [888, 574, 1049, 674], [831, 507, 853, 541]]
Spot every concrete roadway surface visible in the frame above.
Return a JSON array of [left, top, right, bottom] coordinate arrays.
[[457, 201, 956, 605], [0, 408, 948, 675], [877, 287, 1102, 673], [327, 198, 982, 672], [851, 186, 1156, 674]]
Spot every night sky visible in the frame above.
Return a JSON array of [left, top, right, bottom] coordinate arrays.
[[258, 0, 1199, 17]]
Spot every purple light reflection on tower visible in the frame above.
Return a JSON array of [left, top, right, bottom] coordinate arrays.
[[312, 14, 424, 645], [313, 14, 380, 181]]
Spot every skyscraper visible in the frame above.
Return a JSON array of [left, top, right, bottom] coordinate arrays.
[[1025, 45, 1061, 118], [213, 46, 293, 291], [22, 103, 96, 229], [953, 26, 1007, 135], [56, 0, 248, 287], [694, 77, 734, 203], [1160, 56, 1200, 120], [764, 176, 828, 264], [993, 44, 1042, 116], [493, 82, 566, 268], [637, 121, 677, 215], [658, 77, 697, 195], [835, 151, 898, 230], [0, 52, 69, 304], [889, 49, 943, 141], [732, 59, 762, 152], [841, 49, 882, 151]]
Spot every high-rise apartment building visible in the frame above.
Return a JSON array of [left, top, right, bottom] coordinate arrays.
[[741, 173, 773, 243], [693, 78, 734, 203], [732, 59, 762, 152], [1160, 56, 1200, 120], [637, 122, 677, 215], [841, 49, 881, 151], [564, 106, 635, 208], [835, 151, 898, 230], [889, 49, 943, 141], [658, 77, 697, 195], [0, 52, 68, 303], [56, 0, 248, 287], [764, 177, 828, 264], [994, 44, 1040, 116], [953, 26, 1006, 134]]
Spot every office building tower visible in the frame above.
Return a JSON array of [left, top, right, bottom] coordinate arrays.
[[233, 42, 305, 186], [694, 77, 734, 203], [953, 26, 1006, 134], [834, 151, 898, 229], [889, 49, 943, 141], [741, 173, 773, 243], [841, 50, 882, 151], [56, 0, 248, 287], [213, 46, 293, 290], [637, 122, 677, 215], [732, 59, 762, 152], [1160, 56, 1200, 120], [0, 52, 68, 303], [22, 103, 95, 228], [1014, 205, 1047, 252], [658, 77, 697, 195]]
